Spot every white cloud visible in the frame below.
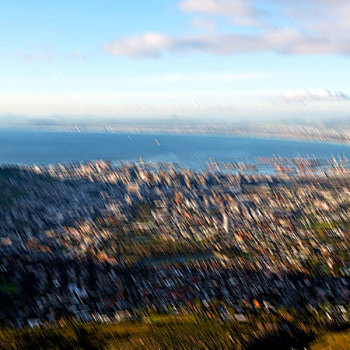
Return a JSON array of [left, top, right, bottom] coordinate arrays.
[[104, 29, 348, 58], [103, 0, 350, 58], [180, 0, 249, 15], [103, 33, 173, 58], [179, 0, 260, 26], [1, 90, 348, 120], [281, 89, 350, 102]]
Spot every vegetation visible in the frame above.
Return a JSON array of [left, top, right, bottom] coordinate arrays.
[[310, 329, 350, 349], [0, 317, 242, 350], [0, 314, 326, 350]]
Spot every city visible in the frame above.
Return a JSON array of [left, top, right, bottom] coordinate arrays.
[[0, 159, 350, 348]]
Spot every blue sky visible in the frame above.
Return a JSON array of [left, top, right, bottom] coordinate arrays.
[[1, 0, 350, 122]]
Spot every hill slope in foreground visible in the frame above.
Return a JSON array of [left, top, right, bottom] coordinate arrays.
[[0, 316, 349, 349], [310, 330, 350, 349], [0, 315, 312, 350]]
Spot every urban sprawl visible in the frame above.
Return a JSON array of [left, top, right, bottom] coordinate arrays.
[[0, 158, 350, 342]]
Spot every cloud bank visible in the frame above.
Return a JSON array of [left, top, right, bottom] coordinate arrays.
[[103, 0, 350, 58], [281, 89, 350, 102]]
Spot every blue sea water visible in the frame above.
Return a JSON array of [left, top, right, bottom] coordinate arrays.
[[0, 130, 349, 169]]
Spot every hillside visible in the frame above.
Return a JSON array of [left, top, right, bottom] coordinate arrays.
[[310, 330, 350, 350]]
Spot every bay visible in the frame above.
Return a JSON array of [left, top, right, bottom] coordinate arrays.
[[0, 130, 349, 168]]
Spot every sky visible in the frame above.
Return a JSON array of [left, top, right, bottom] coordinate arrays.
[[1, 0, 350, 123]]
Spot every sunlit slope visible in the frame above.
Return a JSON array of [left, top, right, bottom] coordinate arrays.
[[310, 330, 350, 350]]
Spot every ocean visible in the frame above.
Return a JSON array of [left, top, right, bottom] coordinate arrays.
[[0, 130, 349, 169]]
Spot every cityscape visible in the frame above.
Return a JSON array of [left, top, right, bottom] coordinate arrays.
[[0, 158, 349, 348]]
